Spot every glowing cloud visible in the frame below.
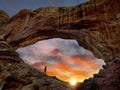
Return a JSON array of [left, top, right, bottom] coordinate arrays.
[[16, 38, 105, 82]]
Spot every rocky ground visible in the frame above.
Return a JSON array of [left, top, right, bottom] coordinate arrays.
[[0, 40, 72, 90], [76, 58, 120, 90], [0, 0, 120, 89]]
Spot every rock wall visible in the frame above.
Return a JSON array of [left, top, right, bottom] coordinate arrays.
[[0, 0, 120, 62], [0, 0, 120, 90], [76, 58, 120, 90], [0, 40, 71, 90]]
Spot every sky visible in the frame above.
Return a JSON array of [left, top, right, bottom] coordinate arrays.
[[16, 38, 105, 82], [0, 0, 105, 83], [0, 0, 88, 16]]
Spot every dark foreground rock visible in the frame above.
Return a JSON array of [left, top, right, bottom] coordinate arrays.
[[76, 59, 120, 90], [0, 0, 120, 90], [0, 40, 72, 90]]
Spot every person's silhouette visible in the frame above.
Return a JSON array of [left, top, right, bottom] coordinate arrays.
[[44, 65, 47, 75]]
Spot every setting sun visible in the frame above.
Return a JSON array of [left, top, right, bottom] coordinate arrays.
[[69, 79, 77, 86]]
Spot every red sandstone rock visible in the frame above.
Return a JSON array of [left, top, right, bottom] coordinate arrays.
[[0, 41, 71, 90], [0, 0, 120, 90], [76, 59, 120, 90], [0, 0, 120, 61]]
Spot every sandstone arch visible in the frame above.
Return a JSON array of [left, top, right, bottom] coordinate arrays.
[[0, 0, 120, 62], [0, 0, 120, 89]]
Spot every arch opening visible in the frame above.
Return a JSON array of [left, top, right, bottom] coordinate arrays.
[[16, 38, 105, 83]]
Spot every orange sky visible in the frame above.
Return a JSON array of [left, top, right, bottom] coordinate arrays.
[[35, 54, 102, 82], [17, 38, 105, 82]]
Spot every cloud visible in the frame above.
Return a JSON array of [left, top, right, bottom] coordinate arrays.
[[51, 48, 63, 55], [16, 38, 104, 82]]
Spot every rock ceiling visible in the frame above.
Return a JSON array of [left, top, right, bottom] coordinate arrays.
[[0, 0, 120, 90], [0, 0, 120, 61]]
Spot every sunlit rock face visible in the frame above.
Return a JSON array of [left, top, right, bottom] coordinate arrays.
[[0, 0, 120, 62], [0, 0, 120, 90], [0, 10, 9, 27]]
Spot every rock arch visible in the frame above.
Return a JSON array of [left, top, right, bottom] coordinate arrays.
[[0, 0, 120, 89], [0, 0, 120, 62]]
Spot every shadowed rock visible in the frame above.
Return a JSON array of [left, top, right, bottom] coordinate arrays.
[[0, 0, 120, 90], [0, 0, 120, 62]]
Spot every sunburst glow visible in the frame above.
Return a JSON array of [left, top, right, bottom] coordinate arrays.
[[69, 79, 77, 86], [17, 38, 105, 82]]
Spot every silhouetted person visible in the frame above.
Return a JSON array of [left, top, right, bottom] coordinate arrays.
[[44, 65, 47, 75]]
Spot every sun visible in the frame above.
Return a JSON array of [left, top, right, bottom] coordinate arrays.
[[69, 79, 77, 86]]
